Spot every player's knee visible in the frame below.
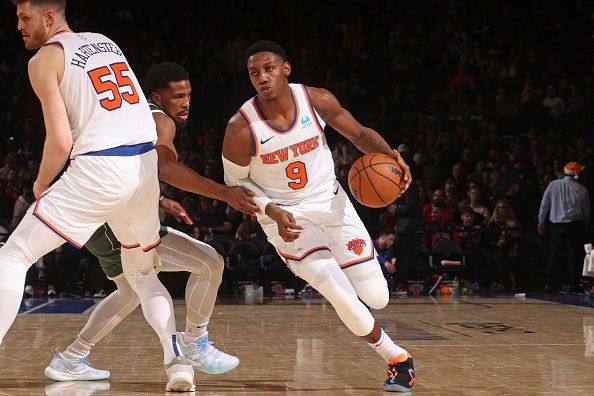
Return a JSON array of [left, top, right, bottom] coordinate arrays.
[[123, 268, 158, 290], [211, 253, 224, 276], [0, 235, 37, 269], [362, 287, 390, 310], [114, 276, 141, 308]]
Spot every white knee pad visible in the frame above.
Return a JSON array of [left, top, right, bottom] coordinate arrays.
[[343, 265, 389, 310], [361, 287, 389, 310], [291, 258, 375, 336]]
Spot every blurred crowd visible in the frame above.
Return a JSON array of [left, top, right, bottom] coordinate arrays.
[[0, 0, 593, 297]]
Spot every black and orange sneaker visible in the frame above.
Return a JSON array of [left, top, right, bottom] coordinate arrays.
[[383, 351, 414, 392]]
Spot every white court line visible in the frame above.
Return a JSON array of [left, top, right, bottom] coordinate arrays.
[[20, 300, 52, 315]]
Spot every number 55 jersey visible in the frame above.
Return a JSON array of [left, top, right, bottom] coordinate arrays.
[[45, 31, 156, 158]]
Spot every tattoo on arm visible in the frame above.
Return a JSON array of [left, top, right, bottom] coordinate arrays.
[[351, 126, 392, 156]]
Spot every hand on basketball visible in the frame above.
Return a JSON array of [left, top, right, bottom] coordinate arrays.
[[392, 149, 412, 192], [33, 179, 50, 200], [266, 204, 303, 242], [227, 186, 260, 215], [159, 198, 193, 224]]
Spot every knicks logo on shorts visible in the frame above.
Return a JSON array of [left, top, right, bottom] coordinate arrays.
[[347, 238, 367, 256]]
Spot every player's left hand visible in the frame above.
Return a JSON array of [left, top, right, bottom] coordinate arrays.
[[391, 149, 412, 193], [33, 179, 50, 200], [159, 197, 193, 224]]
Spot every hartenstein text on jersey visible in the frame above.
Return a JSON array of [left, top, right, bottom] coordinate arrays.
[[71, 42, 123, 69]]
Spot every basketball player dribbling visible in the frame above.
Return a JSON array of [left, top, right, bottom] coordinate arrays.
[[44, 63, 256, 383], [223, 40, 415, 392], [1, 1, 192, 391]]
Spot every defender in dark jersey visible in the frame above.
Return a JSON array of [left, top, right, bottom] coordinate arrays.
[[45, 63, 257, 382]]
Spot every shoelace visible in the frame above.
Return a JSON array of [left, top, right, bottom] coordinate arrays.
[[196, 341, 224, 359]]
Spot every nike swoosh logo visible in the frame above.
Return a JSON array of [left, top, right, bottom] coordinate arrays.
[[333, 186, 339, 195], [260, 136, 274, 144]]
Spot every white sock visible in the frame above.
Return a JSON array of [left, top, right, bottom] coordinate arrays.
[[368, 328, 407, 363], [183, 320, 208, 344], [63, 334, 95, 360]]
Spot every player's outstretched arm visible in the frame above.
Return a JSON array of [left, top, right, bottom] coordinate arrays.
[[154, 112, 258, 214], [308, 86, 412, 192], [28, 45, 73, 198]]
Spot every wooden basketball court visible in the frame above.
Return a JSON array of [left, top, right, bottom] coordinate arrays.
[[1, 294, 594, 395]]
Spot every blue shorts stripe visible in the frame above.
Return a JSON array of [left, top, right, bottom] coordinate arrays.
[[80, 142, 154, 157]]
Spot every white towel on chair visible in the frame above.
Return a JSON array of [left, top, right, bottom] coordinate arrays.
[[583, 244, 594, 278]]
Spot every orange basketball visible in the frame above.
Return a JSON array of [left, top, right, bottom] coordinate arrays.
[[348, 153, 404, 208]]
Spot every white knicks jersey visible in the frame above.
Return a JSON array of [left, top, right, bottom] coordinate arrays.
[[44, 32, 156, 157], [239, 83, 336, 205]]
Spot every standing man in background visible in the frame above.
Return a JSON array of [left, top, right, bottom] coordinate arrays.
[[538, 162, 590, 292]]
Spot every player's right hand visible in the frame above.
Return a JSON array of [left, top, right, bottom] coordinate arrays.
[[159, 197, 193, 224], [266, 204, 303, 242], [227, 186, 259, 214]]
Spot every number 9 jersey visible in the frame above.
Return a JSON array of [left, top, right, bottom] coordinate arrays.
[[238, 83, 336, 205], [44, 32, 156, 158]]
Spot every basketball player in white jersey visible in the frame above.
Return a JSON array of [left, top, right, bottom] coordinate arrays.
[[2, 1, 192, 391], [223, 40, 415, 392], [45, 62, 254, 382]]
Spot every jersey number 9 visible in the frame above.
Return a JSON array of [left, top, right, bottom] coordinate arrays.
[[286, 161, 308, 190]]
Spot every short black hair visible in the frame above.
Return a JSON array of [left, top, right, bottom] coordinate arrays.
[[144, 62, 189, 97], [244, 40, 287, 64]]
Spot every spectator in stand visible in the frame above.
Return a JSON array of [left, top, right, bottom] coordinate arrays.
[[538, 162, 590, 292], [374, 229, 397, 294], [542, 85, 565, 118], [459, 208, 485, 289], [392, 180, 425, 293], [9, 182, 34, 232], [235, 214, 265, 241], [196, 197, 233, 240], [423, 188, 452, 224], [426, 203, 460, 249], [468, 187, 490, 225], [451, 163, 468, 198], [485, 199, 521, 290]]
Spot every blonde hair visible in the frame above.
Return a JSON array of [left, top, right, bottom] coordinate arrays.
[[488, 199, 520, 228]]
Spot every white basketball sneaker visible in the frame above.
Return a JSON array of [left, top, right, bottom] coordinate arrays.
[[178, 332, 240, 375], [165, 355, 196, 392], [44, 349, 110, 381]]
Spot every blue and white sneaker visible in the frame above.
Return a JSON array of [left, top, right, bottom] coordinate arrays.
[[44, 349, 110, 381], [178, 332, 239, 374]]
